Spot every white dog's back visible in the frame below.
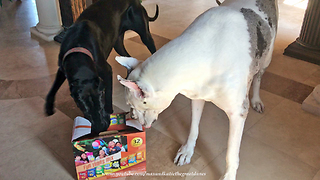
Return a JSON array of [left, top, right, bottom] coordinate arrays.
[[133, 0, 277, 105]]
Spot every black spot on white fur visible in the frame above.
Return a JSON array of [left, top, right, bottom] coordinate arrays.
[[256, 0, 278, 30], [256, 25, 267, 58], [240, 8, 272, 74], [240, 8, 271, 59], [241, 98, 250, 117]]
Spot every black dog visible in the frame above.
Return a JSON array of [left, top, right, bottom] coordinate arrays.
[[45, 0, 159, 135]]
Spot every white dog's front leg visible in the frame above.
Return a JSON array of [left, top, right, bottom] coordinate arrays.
[[251, 70, 265, 113], [174, 99, 205, 166], [220, 112, 246, 180]]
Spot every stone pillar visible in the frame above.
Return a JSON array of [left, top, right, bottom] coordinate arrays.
[[287, 0, 320, 116], [302, 85, 320, 116], [30, 0, 62, 41], [283, 0, 320, 65]]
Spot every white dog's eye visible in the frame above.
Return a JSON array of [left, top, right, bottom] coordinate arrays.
[[143, 101, 147, 104]]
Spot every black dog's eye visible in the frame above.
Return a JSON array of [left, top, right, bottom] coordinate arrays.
[[70, 80, 79, 87]]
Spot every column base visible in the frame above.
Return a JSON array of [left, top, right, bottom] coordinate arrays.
[[30, 26, 62, 42], [53, 27, 69, 43], [283, 41, 320, 66], [302, 85, 320, 116]]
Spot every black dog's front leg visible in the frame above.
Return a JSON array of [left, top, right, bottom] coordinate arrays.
[[137, 29, 157, 54], [104, 69, 113, 114], [114, 33, 131, 57], [114, 33, 136, 78], [45, 68, 66, 115]]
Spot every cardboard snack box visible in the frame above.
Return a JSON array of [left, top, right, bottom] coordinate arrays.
[[72, 113, 146, 180]]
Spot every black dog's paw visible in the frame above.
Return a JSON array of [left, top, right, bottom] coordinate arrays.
[[44, 103, 55, 116], [45, 108, 55, 116]]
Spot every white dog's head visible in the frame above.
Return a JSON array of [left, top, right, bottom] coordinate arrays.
[[116, 56, 173, 128]]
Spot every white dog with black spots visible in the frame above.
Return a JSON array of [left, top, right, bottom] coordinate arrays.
[[116, 0, 278, 179]]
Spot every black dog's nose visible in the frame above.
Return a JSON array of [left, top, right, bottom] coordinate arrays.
[[90, 116, 110, 135]]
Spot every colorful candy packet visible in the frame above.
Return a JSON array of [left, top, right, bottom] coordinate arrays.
[[78, 171, 88, 180], [87, 168, 96, 178], [136, 151, 145, 161], [112, 159, 121, 169], [120, 157, 129, 167], [96, 165, 104, 175], [128, 153, 137, 164]]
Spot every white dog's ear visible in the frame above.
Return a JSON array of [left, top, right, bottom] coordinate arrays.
[[117, 75, 148, 99], [115, 56, 142, 71]]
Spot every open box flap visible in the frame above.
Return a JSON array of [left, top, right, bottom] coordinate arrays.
[[71, 116, 143, 142], [126, 119, 143, 131], [71, 116, 92, 142]]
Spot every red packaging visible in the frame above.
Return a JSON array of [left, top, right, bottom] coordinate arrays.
[[121, 157, 129, 167], [78, 171, 88, 180]]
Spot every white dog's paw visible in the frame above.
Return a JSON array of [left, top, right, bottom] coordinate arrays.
[[219, 173, 236, 180], [174, 144, 194, 166], [251, 99, 265, 113]]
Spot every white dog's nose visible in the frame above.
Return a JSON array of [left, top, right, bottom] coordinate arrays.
[[144, 119, 156, 128]]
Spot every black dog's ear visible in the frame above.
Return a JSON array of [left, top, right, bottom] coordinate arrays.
[[126, 6, 135, 23], [98, 77, 105, 92], [104, 84, 114, 114], [96, 77, 113, 114], [105, 96, 113, 114]]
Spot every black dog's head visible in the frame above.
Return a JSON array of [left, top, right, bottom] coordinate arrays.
[[68, 72, 112, 135]]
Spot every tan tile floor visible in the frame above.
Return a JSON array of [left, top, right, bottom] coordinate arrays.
[[0, 0, 320, 179]]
